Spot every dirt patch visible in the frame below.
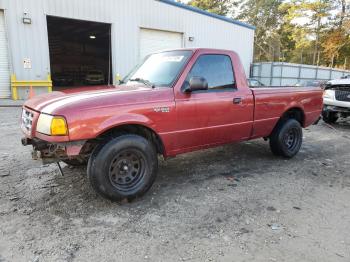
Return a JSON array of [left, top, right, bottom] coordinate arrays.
[[0, 108, 349, 261]]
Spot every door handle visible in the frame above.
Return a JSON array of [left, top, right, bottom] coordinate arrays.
[[233, 97, 242, 104]]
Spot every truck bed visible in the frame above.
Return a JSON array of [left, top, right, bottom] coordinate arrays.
[[250, 86, 323, 139]]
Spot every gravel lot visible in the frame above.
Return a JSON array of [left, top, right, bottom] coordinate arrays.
[[0, 107, 349, 262]]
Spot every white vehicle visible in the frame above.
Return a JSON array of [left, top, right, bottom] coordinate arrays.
[[85, 70, 105, 85], [247, 78, 265, 87], [322, 78, 350, 123]]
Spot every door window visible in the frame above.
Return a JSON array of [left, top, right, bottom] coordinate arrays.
[[184, 55, 236, 91]]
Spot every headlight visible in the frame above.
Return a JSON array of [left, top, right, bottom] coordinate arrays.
[[323, 90, 335, 100], [36, 114, 68, 136]]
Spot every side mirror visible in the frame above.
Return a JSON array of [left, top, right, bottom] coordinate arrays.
[[183, 76, 208, 93]]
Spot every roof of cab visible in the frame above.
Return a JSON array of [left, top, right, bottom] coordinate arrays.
[[154, 48, 239, 54]]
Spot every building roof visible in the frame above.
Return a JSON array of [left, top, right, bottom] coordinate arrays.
[[157, 0, 256, 30]]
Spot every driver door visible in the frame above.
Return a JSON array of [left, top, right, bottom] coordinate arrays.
[[173, 51, 254, 153]]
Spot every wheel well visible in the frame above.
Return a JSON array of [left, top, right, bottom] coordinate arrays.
[[280, 108, 305, 126], [267, 108, 305, 139], [95, 124, 165, 155]]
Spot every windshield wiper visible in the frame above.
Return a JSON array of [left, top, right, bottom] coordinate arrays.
[[129, 78, 155, 88]]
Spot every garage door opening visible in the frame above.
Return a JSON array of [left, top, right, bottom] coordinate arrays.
[[47, 16, 112, 90], [139, 28, 183, 60]]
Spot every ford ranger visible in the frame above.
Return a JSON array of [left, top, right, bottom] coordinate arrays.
[[21, 48, 323, 201]]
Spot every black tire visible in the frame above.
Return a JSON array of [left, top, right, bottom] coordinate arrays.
[[63, 159, 87, 167], [87, 135, 158, 201], [322, 111, 338, 124], [269, 119, 303, 158]]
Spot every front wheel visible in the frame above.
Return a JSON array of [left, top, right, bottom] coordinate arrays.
[[87, 135, 158, 201], [322, 111, 338, 124], [269, 119, 303, 158]]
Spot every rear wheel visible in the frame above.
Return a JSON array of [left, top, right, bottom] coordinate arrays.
[[87, 135, 158, 201], [322, 111, 338, 124], [269, 119, 303, 158]]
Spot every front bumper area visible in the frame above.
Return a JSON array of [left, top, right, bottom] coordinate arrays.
[[323, 105, 350, 113], [323, 98, 350, 109], [323, 105, 350, 119], [22, 137, 87, 164]]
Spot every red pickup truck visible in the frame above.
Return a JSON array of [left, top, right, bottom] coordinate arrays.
[[21, 48, 323, 201]]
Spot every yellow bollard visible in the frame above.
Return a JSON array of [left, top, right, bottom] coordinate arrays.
[[116, 73, 122, 84], [11, 74, 18, 100], [47, 74, 53, 93], [10, 74, 53, 100]]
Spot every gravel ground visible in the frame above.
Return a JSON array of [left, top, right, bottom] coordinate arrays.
[[0, 107, 349, 262]]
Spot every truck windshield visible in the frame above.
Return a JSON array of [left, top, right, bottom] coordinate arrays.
[[123, 50, 192, 87]]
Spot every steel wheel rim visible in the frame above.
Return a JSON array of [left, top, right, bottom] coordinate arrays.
[[108, 149, 146, 191], [283, 128, 299, 151]]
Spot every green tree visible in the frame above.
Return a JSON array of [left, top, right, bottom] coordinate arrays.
[[332, 0, 349, 27], [278, 1, 314, 64], [322, 28, 349, 66], [236, 0, 284, 62], [301, 0, 332, 65], [321, 0, 350, 68], [186, 0, 234, 16], [182, 0, 350, 69]]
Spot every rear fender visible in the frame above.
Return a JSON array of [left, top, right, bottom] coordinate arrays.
[[279, 104, 305, 127]]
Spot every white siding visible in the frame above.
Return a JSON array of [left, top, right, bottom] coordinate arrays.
[[1, 0, 255, 88], [139, 28, 183, 60], [0, 9, 10, 98]]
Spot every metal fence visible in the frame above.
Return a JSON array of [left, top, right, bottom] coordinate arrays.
[[250, 62, 350, 86]]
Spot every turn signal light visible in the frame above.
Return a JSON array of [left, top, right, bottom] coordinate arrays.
[[51, 117, 68, 136]]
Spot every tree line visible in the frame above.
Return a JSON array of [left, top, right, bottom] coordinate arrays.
[[180, 0, 350, 69]]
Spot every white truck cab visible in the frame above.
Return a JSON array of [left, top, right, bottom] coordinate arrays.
[[323, 78, 350, 123]]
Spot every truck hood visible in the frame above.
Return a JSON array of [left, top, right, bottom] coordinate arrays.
[[326, 79, 350, 90], [24, 84, 163, 115], [328, 78, 350, 86]]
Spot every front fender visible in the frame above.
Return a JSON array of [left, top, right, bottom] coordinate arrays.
[[96, 113, 156, 137]]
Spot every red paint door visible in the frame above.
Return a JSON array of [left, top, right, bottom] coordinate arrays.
[[173, 53, 254, 153]]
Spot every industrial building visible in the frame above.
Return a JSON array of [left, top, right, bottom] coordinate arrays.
[[0, 0, 255, 99]]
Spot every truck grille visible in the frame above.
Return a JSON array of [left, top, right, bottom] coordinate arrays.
[[21, 109, 34, 132], [335, 90, 350, 102]]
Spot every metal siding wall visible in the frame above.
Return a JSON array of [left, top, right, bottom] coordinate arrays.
[[252, 62, 350, 86], [0, 9, 11, 98], [3, 0, 254, 85], [3, 0, 50, 81]]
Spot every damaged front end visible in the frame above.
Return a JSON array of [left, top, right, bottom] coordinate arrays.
[[323, 82, 350, 118], [20, 107, 96, 165], [21, 137, 93, 165]]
